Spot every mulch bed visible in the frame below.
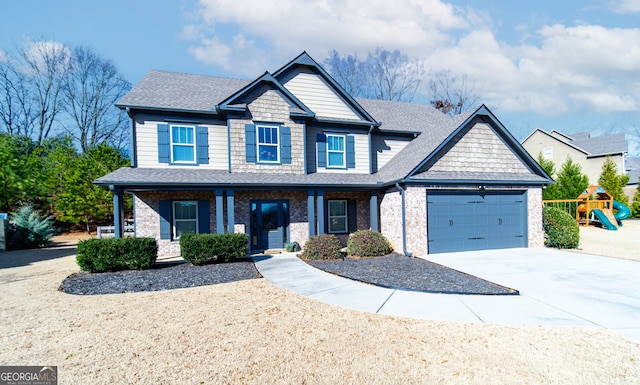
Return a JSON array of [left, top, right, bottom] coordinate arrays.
[[59, 258, 261, 295], [306, 253, 518, 295], [60, 253, 517, 296]]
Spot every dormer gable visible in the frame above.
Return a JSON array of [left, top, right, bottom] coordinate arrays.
[[216, 71, 314, 118], [273, 52, 379, 126]]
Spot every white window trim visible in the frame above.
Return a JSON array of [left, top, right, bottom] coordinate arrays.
[[170, 124, 197, 164], [172, 201, 199, 240], [328, 199, 348, 234], [543, 146, 553, 160], [326, 133, 346, 168], [256, 124, 280, 164]]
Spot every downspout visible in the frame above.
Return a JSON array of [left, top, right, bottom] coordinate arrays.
[[368, 124, 374, 174], [395, 183, 413, 257]]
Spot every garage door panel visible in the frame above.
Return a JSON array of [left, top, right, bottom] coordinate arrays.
[[427, 191, 527, 254]]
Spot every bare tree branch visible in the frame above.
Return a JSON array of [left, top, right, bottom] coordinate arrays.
[[62, 46, 131, 153], [429, 69, 479, 116]]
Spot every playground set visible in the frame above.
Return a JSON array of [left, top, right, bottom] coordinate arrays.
[[575, 185, 631, 230]]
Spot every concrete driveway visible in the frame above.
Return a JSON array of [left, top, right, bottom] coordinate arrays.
[[426, 248, 640, 342], [255, 247, 640, 343]]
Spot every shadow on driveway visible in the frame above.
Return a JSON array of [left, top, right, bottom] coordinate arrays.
[[0, 245, 77, 269]]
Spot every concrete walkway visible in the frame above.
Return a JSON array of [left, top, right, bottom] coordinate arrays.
[[253, 248, 640, 343]]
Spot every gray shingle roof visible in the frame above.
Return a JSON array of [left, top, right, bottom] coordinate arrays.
[[372, 106, 477, 182], [545, 130, 628, 157], [95, 167, 382, 188], [104, 68, 549, 189], [571, 132, 627, 157], [116, 70, 250, 112]]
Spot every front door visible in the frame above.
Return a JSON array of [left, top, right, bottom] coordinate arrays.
[[251, 200, 289, 251]]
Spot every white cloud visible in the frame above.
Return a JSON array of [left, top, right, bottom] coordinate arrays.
[[612, 0, 640, 13], [184, 0, 640, 117], [20, 40, 71, 75], [186, 0, 468, 76]]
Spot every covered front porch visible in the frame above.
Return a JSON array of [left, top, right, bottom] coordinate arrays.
[[110, 186, 381, 257]]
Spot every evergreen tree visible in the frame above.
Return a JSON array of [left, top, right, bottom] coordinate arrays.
[[555, 156, 590, 199], [631, 179, 640, 218], [598, 157, 630, 205], [536, 153, 561, 200], [54, 144, 129, 233], [0, 134, 51, 212]]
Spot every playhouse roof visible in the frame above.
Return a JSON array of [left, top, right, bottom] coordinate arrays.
[[577, 185, 612, 200]]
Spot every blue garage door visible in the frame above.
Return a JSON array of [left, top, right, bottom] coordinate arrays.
[[427, 191, 527, 253]]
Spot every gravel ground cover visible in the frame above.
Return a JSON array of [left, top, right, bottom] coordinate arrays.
[[2, 232, 640, 384], [59, 259, 261, 295], [306, 253, 517, 295]]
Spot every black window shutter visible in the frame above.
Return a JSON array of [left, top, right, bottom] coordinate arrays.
[[157, 124, 170, 163], [317, 133, 327, 168], [159, 200, 171, 240], [346, 136, 355, 169], [198, 200, 210, 234], [281, 126, 291, 164], [348, 199, 357, 233], [196, 126, 209, 165], [245, 124, 256, 163], [323, 198, 329, 234]]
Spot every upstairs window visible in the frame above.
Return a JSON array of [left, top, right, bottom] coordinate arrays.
[[327, 134, 345, 168], [317, 133, 355, 170], [171, 125, 196, 163], [257, 125, 280, 163]]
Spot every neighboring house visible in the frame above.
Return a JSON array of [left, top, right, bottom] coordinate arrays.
[[624, 157, 640, 202], [521, 129, 628, 186], [95, 52, 552, 257]]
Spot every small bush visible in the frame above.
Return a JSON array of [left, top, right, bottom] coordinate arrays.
[[346, 230, 392, 257], [7, 205, 58, 250], [76, 238, 158, 272], [180, 233, 248, 265], [301, 234, 342, 260], [543, 206, 580, 249]]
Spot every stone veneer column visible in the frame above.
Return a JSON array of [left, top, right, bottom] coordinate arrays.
[[527, 187, 544, 247]]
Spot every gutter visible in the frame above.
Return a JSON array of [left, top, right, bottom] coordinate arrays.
[[395, 182, 413, 257]]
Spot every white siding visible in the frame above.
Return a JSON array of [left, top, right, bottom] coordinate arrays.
[[373, 135, 411, 171], [283, 72, 360, 121], [136, 120, 228, 170]]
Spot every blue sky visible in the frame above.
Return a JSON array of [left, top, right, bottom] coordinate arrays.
[[2, 0, 640, 155]]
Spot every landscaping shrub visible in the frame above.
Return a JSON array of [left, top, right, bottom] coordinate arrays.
[[301, 234, 342, 260], [180, 233, 249, 265], [76, 238, 157, 272], [346, 229, 392, 257], [542, 206, 580, 249], [7, 205, 58, 250]]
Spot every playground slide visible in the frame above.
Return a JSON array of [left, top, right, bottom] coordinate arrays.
[[591, 209, 618, 230], [613, 200, 631, 223]]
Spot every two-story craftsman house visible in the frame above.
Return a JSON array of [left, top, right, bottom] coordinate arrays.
[[95, 52, 553, 257]]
